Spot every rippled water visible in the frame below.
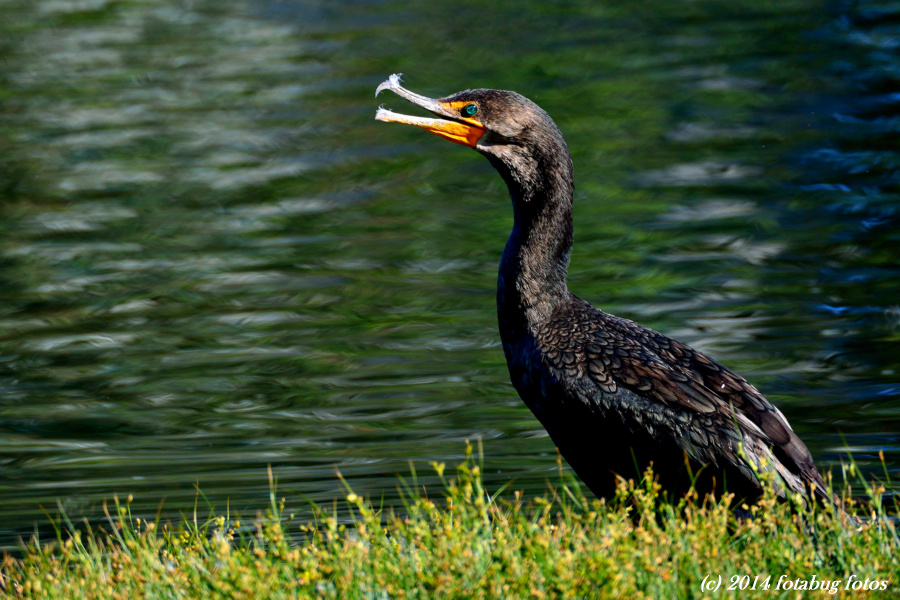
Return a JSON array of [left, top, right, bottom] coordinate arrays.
[[0, 0, 897, 548]]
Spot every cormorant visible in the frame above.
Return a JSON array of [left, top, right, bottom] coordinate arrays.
[[375, 74, 831, 505]]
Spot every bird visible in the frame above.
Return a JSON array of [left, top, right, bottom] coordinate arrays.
[[374, 73, 832, 506]]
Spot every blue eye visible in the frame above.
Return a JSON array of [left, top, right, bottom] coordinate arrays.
[[463, 104, 478, 116]]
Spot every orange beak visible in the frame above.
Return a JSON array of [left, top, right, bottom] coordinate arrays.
[[375, 74, 485, 148]]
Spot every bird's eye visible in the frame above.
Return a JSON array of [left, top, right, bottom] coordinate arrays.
[[463, 104, 478, 116]]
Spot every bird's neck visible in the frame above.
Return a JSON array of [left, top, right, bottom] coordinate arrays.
[[495, 152, 574, 332]]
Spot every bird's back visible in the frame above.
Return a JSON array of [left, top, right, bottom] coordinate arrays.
[[503, 294, 829, 503]]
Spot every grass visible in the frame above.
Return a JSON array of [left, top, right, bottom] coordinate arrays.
[[1, 443, 898, 599]]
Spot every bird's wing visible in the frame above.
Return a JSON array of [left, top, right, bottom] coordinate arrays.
[[540, 302, 828, 499], [626, 318, 824, 480]]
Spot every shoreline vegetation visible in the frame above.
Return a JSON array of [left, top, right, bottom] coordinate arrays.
[[1, 444, 897, 599]]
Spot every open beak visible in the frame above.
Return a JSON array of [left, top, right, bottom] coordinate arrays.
[[375, 74, 485, 148]]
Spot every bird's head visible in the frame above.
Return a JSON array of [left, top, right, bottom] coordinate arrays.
[[375, 74, 570, 195]]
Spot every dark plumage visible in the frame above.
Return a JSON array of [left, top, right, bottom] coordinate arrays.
[[375, 74, 831, 505]]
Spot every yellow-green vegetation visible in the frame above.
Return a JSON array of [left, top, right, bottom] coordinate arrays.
[[1, 445, 897, 599]]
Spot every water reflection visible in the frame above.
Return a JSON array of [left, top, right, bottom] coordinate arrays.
[[0, 0, 896, 549]]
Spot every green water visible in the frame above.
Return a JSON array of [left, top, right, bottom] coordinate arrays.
[[0, 0, 897, 547]]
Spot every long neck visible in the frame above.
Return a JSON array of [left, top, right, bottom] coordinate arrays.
[[494, 148, 574, 335]]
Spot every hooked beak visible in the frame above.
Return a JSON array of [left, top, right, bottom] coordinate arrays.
[[375, 74, 485, 148]]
